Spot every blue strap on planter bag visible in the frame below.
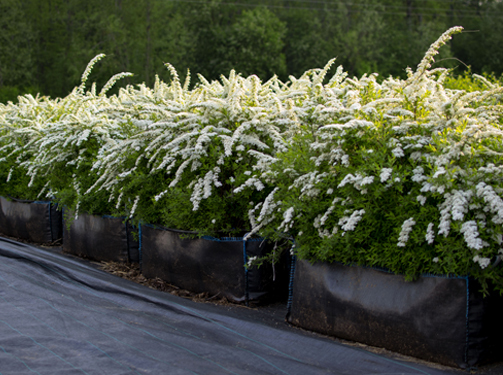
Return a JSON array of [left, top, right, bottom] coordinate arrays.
[[138, 223, 143, 270]]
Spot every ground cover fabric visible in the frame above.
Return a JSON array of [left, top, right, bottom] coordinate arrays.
[[0, 236, 470, 375]]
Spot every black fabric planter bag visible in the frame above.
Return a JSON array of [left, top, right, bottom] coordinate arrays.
[[287, 259, 503, 369], [140, 224, 289, 304], [63, 211, 139, 263], [0, 196, 62, 243]]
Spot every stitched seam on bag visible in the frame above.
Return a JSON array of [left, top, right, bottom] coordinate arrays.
[[465, 276, 470, 368], [286, 255, 297, 315], [48, 202, 53, 242]]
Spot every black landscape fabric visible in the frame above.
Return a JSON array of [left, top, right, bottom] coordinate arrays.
[[0, 236, 465, 375]]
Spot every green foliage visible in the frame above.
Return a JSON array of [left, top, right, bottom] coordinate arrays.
[[3, 0, 503, 98], [444, 68, 503, 92], [451, 0, 503, 78], [0, 0, 36, 90], [226, 7, 287, 78], [186, 3, 287, 80]]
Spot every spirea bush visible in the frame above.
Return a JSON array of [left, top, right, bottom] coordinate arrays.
[[0, 27, 502, 293], [0, 94, 53, 200], [250, 27, 503, 294], [0, 54, 134, 214], [88, 65, 295, 235], [22, 55, 134, 217]]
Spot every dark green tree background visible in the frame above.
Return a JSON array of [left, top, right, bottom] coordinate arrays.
[[1, 0, 502, 102]]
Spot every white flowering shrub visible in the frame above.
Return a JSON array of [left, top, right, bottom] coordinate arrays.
[[0, 94, 53, 200], [26, 56, 135, 217], [0, 55, 135, 216], [88, 65, 293, 235], [252, 27, 503, 294]]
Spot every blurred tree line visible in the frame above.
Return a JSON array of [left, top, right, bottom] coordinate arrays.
[[1, 0, 502, 102]]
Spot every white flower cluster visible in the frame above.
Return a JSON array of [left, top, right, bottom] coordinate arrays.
[[129, 195, 140, 218], [338, 209, 365, 232], [190, 168, 222, 211], [416, 195, 427, 206], [246, 256, 258, 268], [337, 173, 374, 191], [476, 182, 503, 225], [246, 188, 280, 239], [473, 255, 491, 269], [277, 207, 295, 232], [460, 221, 486, 250], [397, 218, 416, 247], [411, 166, 426, 182], [425, 223, 435, 244], [379, 168, 393, 183]]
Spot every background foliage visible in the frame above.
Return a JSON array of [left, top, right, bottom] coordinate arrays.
[[1, 0, 503, 102]]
